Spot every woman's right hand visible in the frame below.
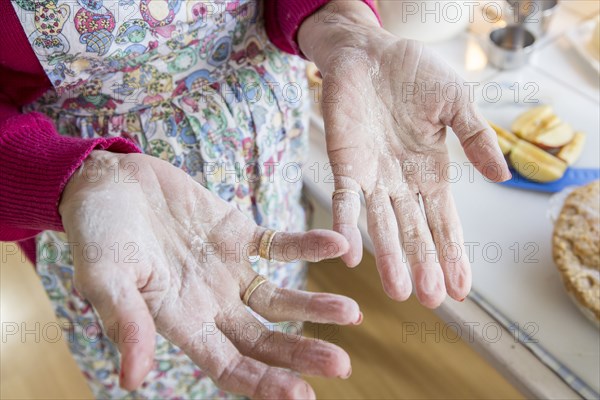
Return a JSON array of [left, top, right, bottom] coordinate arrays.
[[59, 150, 361, 399]]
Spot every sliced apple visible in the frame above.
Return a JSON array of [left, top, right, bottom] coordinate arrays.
[[540, 114, 561, 131], [557, 132, 586, 165], [511, 105, 554, 140], [489, 121, 519, 155], [509, 139, 568, 182], [497, 135, 514, 156], [532, 122, 575, 149], [521, 113, 562, 142], [306, 62, 322, 85]]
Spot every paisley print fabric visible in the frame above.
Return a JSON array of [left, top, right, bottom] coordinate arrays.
[[11, 0, 310, 398]]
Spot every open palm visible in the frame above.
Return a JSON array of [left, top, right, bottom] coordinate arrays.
[[320, 36, 510, 308], [59, 151, 361, 398]]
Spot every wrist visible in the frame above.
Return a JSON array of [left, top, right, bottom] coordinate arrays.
[[59, 150, 126, 217], [298, 0, 383, 69]]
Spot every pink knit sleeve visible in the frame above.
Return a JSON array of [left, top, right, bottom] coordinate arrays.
[[0, 112, 141, 242], [264, 0, 380, 56]]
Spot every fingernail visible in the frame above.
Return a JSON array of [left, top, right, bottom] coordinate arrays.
[[354, 312, 363, 325], [344, 366, 352, 379], [459, 297, 466, 302]]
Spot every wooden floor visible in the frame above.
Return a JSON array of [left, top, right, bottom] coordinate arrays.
[[304, 254, 523, 400], [1, 240, 522, 399], [0, 242, 93, 399]]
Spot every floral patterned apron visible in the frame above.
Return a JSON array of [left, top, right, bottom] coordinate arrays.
[[10, 0, 310, 398]]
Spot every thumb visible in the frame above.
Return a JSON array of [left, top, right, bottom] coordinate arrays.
[[74, 271, 156, 391], [447, 98, 512, 182]]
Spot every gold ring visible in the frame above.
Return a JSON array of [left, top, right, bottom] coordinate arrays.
[[258, 229, 277, 261], [242, 275, 268, 306], [332, 189, 360, 200]]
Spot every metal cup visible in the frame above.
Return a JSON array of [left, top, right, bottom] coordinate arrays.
[[505, 0, 559, 37], [488, 25, 536, 70]]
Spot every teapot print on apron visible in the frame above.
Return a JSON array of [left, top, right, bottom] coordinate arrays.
[[29, 0, 71, 59], [74, 0, 117, 56]]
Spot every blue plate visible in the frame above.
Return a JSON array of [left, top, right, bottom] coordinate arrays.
[[499, 168, 600, 193]]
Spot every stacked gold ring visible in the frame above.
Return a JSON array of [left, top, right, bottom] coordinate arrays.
[[332, 189, 360, 199], [242, 275, 267, 306], [258, 229, 277, 261]]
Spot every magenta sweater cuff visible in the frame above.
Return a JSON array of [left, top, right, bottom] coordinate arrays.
[[265, 0, 380, 56], [0, 112, 141, 241]]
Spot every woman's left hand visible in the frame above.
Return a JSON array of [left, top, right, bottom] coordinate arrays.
[[299, 1, 511, 308]]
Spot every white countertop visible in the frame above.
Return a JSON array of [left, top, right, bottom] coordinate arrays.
[[303, 2, 600, 398]]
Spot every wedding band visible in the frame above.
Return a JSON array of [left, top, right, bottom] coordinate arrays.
[[242, 275, 267, 306], [258, 229, 277, 261], [332, 189, 360, 200]]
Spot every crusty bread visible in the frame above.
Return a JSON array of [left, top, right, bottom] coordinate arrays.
[[552, 180, 600, 324]]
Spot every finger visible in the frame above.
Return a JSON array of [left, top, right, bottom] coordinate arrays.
[[332, 175, 363, 267], [74, 270, 156, 390], [242, 278, 361, 325], [255, 229, 350, 263], [422, 187, 471, 301], [217, 307, 352, 379], [364, 187, 412, 301], [391, 192, 447, 308], [173, 320, 316, 399], [447, 99, 512, 182]]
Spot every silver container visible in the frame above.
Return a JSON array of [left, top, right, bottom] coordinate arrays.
[[505, 0, 559, 37], [488, 25, 536, 70]]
